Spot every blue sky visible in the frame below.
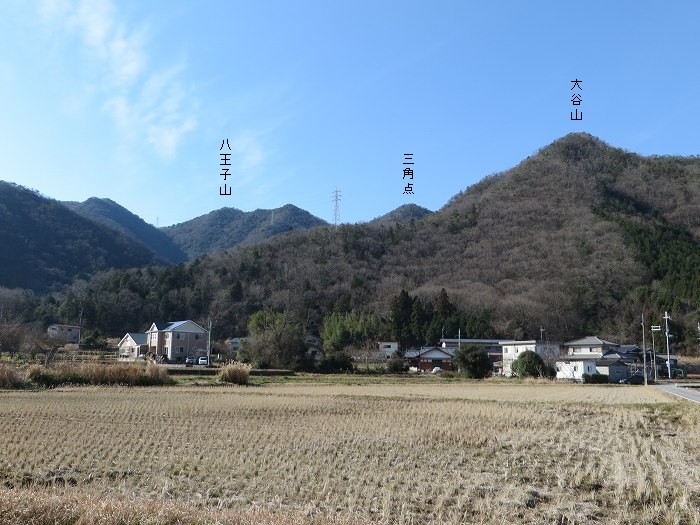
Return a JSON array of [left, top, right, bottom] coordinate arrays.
[[1, 1, 699, 227]]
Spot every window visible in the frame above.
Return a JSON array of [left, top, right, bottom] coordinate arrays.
[[195, 334, 200, 340], [176, 333, 181, 340], [67, 328, 72, 332], [178, 347, 184, 353], [165, 333, 170, 340], [574, 365, 578, 372]]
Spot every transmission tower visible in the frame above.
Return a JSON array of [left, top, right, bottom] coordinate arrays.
[[332, 188, 341, 228]]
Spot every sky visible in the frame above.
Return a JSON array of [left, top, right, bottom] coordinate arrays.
[[1, 1, 699, 227]]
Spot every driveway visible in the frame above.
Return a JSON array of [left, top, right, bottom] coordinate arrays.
[[654, 383, 700, 404]]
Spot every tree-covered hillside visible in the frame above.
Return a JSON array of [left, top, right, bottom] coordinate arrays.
[[0, 182, 163, 292], [64, 197, 187, 264], [4, 134, 699, 352]]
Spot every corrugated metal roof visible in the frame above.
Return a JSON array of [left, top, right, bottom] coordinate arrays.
[[564, 336, 619, 347]]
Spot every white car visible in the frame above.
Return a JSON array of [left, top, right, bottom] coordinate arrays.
[[198, 356, 209, 366]]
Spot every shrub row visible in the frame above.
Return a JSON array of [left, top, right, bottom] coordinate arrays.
[[27, 363, 174, 387]]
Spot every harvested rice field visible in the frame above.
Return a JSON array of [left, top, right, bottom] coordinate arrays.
[[0, 381, 698, 524]]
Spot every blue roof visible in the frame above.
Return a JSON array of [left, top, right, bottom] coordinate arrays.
[[167, 321, 190, 330]]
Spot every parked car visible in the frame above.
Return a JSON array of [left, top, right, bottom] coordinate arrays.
[[658, 368, 685, 379], [198, 356, 209, 366], [620, 375, 644, 385], [185, 355, 195, 366]]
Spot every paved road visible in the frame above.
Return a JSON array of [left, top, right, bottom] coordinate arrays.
[[654, 383, 700, 404]]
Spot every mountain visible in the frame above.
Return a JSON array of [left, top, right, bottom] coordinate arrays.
[[9, 133, 700, 350], [64, 197, 187, 264], [0, 182, 163, 292], [369, 204, 433, 225], [161, 204, 328, 260]]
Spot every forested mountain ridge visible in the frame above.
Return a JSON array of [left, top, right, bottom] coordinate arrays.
[[0, 182, 164, 292], [161, 204, 329, 260], [369, 204, 433, 226], [6, 133, 700, 352], [64, 197, 187, 264]]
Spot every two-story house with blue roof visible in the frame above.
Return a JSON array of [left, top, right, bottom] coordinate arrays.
[[117, 320, 208, 363]]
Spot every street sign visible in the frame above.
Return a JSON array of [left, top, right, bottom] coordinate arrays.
[[651, 326, 661, 331]]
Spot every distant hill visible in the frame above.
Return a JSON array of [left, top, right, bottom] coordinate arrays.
[[369, 204, 433, 226], [0, 182, 163, 292], [161, 204, 328, 260], [64, 197, 187, 264]]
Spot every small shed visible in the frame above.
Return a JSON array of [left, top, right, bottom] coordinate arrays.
[[594, 359, 629, 383]]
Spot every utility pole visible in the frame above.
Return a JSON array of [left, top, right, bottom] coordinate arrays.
[[207, 318, 212, 365], [641, 313, 647, 385], [664, 311, 672, 379], [651, 324, 661, 382]]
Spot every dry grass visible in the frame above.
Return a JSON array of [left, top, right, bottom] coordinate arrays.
[[0, 383, 697, 524], [220, 361, 252, 385], [0, 362, 23, 388]]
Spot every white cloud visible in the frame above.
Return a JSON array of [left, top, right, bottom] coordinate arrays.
[[37, 0, 196, 158]]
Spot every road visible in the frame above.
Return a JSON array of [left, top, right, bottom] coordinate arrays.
[[654, 383, 700, 404]]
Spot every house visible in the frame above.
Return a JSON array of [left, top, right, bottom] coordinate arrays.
[[439, 338, 503, 366], [555, 358, 598, 381], [377, 341, 399, 359], [305, 335, 323, 362], [405, 346, 454, 371], [145, 320, 209, 363], [47, 324, 81, 344], [601, 345, 643, 361], [555, 357, 630, 383], [501, 340, 562, 376], [118, 333, 148, 361], [564, 336, 620, 359], [229, 337, 252, 358]]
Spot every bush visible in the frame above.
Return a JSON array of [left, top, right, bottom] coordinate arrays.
[[318, 352, 353, 373], [219, 361, 252, 385], [453, 344, 491, 379], [511, 351, 548, 378], [27, 363, 174, 387], [0, 363, 23, 388], [387, 357, 406, 374], [583, 373, 609, 384]]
